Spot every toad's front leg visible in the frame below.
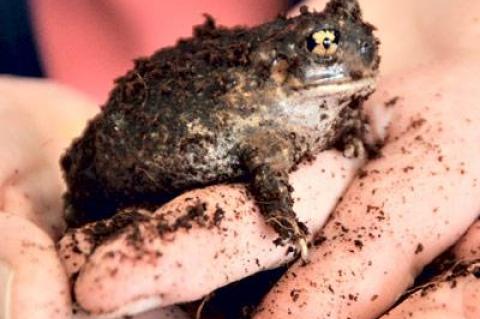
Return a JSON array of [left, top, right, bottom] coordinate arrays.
[[240, 134, 309, 261]]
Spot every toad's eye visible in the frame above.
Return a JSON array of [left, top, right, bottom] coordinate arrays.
[[306, 29, 339, 57]]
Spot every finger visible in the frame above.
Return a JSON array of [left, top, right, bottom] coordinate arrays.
[[454, 219, 480, 261], [382, 262, 480, 319], [73, 306, 191, 319], [0, 76, 97, 239], [0, 213, 71, 319], [380, 220, 480, 319], [58, 149, 365, 317], [130, 307, 191, 319], [254, 61, 480, 319]]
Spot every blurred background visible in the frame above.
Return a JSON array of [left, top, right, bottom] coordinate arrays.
[[0, 0, 302, 104]]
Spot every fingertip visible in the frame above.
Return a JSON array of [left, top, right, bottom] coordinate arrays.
[[0, 213, 71, 319]]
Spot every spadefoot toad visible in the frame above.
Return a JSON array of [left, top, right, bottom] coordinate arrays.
[[61, 0, 380, 258]]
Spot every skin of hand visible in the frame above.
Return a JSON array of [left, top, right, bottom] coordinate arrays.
[[0, 213, 70, 319], [0, 77, 94, 319], [381, 220, 480, 319], [1, 1, 480, 319], [0, 77, 97, 240]]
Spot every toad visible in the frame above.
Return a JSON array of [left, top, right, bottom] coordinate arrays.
[[61, 0, 380, 259]]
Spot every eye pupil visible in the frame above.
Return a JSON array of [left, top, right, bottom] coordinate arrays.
[[323, 38, 332, 49]]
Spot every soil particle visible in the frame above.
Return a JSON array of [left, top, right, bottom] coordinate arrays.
[[213, 205, 226, 226], [358, 169, 368, 179], [402, 166, 414, 173], [385, 96, 400, 108], [173, 201, 209, 230], [289, 289, 301, 302], [81, 209, 150, 250], [328, 285, 335, 293], [409, 118, 426, 130], [354, 239, 363, 250], [313, 234, 327, 246], [415, 243, 424, 254], [154, 200, 217, 238]]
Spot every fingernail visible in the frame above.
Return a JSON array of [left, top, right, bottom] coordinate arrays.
[[0, 260, 13, 319]]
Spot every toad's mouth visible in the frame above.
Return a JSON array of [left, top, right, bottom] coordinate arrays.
[[303, 61, 378, 82], [298, 62, 377, 96], [300, 76, 377, 97]]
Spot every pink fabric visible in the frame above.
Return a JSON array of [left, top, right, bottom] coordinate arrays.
[[30, 0, 286, 103]]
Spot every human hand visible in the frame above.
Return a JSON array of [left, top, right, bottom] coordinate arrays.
[[254, 0, 480, 318], [58, 57, 480, 319], [58, 145, 365, 317], [0, 77, 190, 319], [254, 60, 480, 319], [0, 75, 367, 319], [0, 75, 366, 319], [3, 0, 480, 318], [59, 1, 480, 318], [0, 77, 95, 318], [382, 219, 480, 319]]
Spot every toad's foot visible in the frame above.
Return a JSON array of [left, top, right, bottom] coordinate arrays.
[[298, 237, 309, 262], [240, 139, 311, 261], [265, 212, 309, 262]]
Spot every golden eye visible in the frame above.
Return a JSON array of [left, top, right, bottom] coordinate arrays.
[[306, 30, 339, 57]]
